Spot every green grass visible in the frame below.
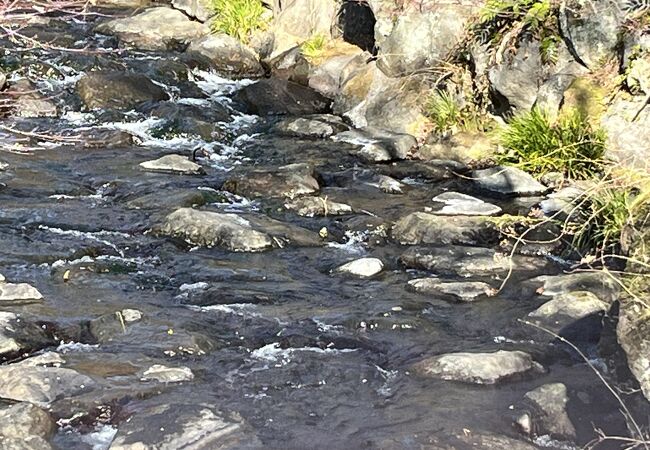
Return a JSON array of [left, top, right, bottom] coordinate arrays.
[[210, 0, 267, 43], [497, 108, 607, 179], [301, 34, 327, 60], [425, 90, 485, 133]]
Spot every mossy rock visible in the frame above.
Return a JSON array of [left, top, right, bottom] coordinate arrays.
[[561, 77, 607, 122]]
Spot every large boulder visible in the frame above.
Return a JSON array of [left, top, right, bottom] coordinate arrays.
[[617, 301, 650, 401], [273, 114, 349, 139], [418, 132, 497, 164], [95, 7, 208, 51], [186, 34, 264, 78], [473, 166, 547, 196], [270, 0, 339, 56], [233, 78, 331, 115], [376, 3, 477, 77], [601, 95, 650, 171], [392, 212, 499, 246], [76, 71, 168, 110], [412, 350, 543, 384], [172, 0, 214, 22], [516, 383, 577, 441], [308, 48, 367, 98]]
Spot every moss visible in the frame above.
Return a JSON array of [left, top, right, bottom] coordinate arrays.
[[561, 77, 608, 123]]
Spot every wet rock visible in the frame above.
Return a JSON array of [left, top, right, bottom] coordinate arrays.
[[89, 309, 143, 344], [392, 212, 499, 246], [285, 196, 353, 217], [76, 71, 169, 110], [400, 246, 551, 278], [0, 281, 43, 305], [412, 350, 543, 384], [473, 166, 547, 196], [431, 192, 502, 216], [186, 34, 264, 78], [172, 0, 213, 22], [6, 79, 57, 118], [273, 114, 349, 138], [109, 402, 262, 449], [141, 364, 194, 383], [77, 128, 135, 148], [95, 7, 207, 51], [377, 3, 477, 77], [92, 0, 152, 7], [0, 402, 55, 450], [419, 132, 496, 164], [527, 291, 609, 342], [516, 383, 577, 441], [525, 272, 619, 303], [126, 189, 209, 210], [371, 174, 405, 194], [233, 78, 331, 115], [139, 154, 204, 175], [334, 257, 384, 278], [617, 301, 650, 400], [407, 278, 496, 302], [559, 0, 621, 69], [159, 208, 320, 251], [454, 432, 541, 450], [222, 163, 319, 199], [333, 127, 417, 162], [0, 313, 54, 361], [0, 355, 95, 404]]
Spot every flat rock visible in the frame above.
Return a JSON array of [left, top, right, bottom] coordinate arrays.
[[233, 78, 331, 115], [159, 208, 320, 251], [333, 127, 417, 162], [186, 34, 264, 78], [527, 291, 609, 341], [334, 257, 384, 278], [284, 197, 353, 217], [412, 350, 543, 384], [141, 364, 194, 383], [76, 71, 169, 110], [525, 272, 619, 303], [139, 154, 204, 175], [273, 114, 349, 138], [109, 402, 262, 449], [473, 166, 547, 196], [0, 282, 43, 305], [222, 163, 319, 199], [6, 79, 57, 118], [431, 191, 502, 216], [400, 246, 551, 278], [96, 7, 207, 51], [407, 278, 496, 302], [392, 212, 499, 246], [517, 383, 576, 440]]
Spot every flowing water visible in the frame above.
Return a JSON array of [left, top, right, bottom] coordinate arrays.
[[0, 10, 643, 450]]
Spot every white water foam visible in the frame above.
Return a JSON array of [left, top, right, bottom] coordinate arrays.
[[79, 425, 118, 450], [326, 230, 369, 254], [57, 341, 100, 353]]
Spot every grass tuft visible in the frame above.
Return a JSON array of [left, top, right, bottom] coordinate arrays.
[[301, 34, 327, 60], [210, 0, 267, 43], [424, 90, 486, 133], [497, 108, 607, 179]]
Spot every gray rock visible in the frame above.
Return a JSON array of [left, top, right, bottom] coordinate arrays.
[[377, 3, 477, 77], [400, 246, 551, 278], [95, 7, 208, 51], [527, 291, 609, 341], [517, 383, 577, 440], [139, 154, 204, 175], [7, 80, 57, 118], [559, 0, 621, 69], [76, 71, 168, 110], [392, 212, 499, 246], [601, 96, 650, 171], [431, 192, 502, 216], [268, 46, 310, 86], [473, 166, 547, 196], [333, 127, 417, 162], [0, 402, 55, 446], [141, 364, 194, 383], [0, 69, 5, 90], [370, 174, 405, 194], [109, 402, 262, 449], [273, 115, 349, 138], [525, 272, 619, 303], [222, 163, 319, 199], [233, 78, 331, 115], [412, 350, 543, 384], [270, 0, 338, 55], [408, 278, 496, 302], [284, 197, 353, 217], [0, 358, 95, 405], [186, 34, 264, 78], [418, 132, 496, 164], [455, 432, 541, 450], [309, 51, 367, 99], [617, 301, 650, 401], [172, 0, 213, 22], [159, 208, 320, 251], [0, 313, 54, 361], [334, 257, 384, 278], [0, 282, 43, 305]]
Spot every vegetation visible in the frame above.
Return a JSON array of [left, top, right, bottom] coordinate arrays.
[[210, 0, 268, 43], [424, 89, 488, 133], [496, 108, 607, 179], [301, 34, 327, 60]]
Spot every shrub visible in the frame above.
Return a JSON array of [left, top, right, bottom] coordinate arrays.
[[497, 108, 607, 179], [301, 34, 326, 60], [210, 0, 267, 43]]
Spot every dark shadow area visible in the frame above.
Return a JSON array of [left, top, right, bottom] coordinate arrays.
[[336, 0, 376, 54]]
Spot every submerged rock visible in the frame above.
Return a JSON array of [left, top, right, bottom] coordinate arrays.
[[141, 364, 194, 383], [186, 34, 264, 78], [76, 71, 169, 110], [431, 192, 502, 216], [412, 350, 543, 384], [222, 163, 319, 199], [407, 278, 496, 302], [0, 312, 54, 361], [284, 196, 353, 217], [233, 78, 331, 115], [516, 383, 577, 441], [392, 212, 499, 246], [95, 7, 207, 51], [139, 154, 204, 175], [525, 272, 619, 303], [334, 257, 384, 278], [273, 114, 349, 138], [473, 166, 547, 196], [333, 127, 417, 162]]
